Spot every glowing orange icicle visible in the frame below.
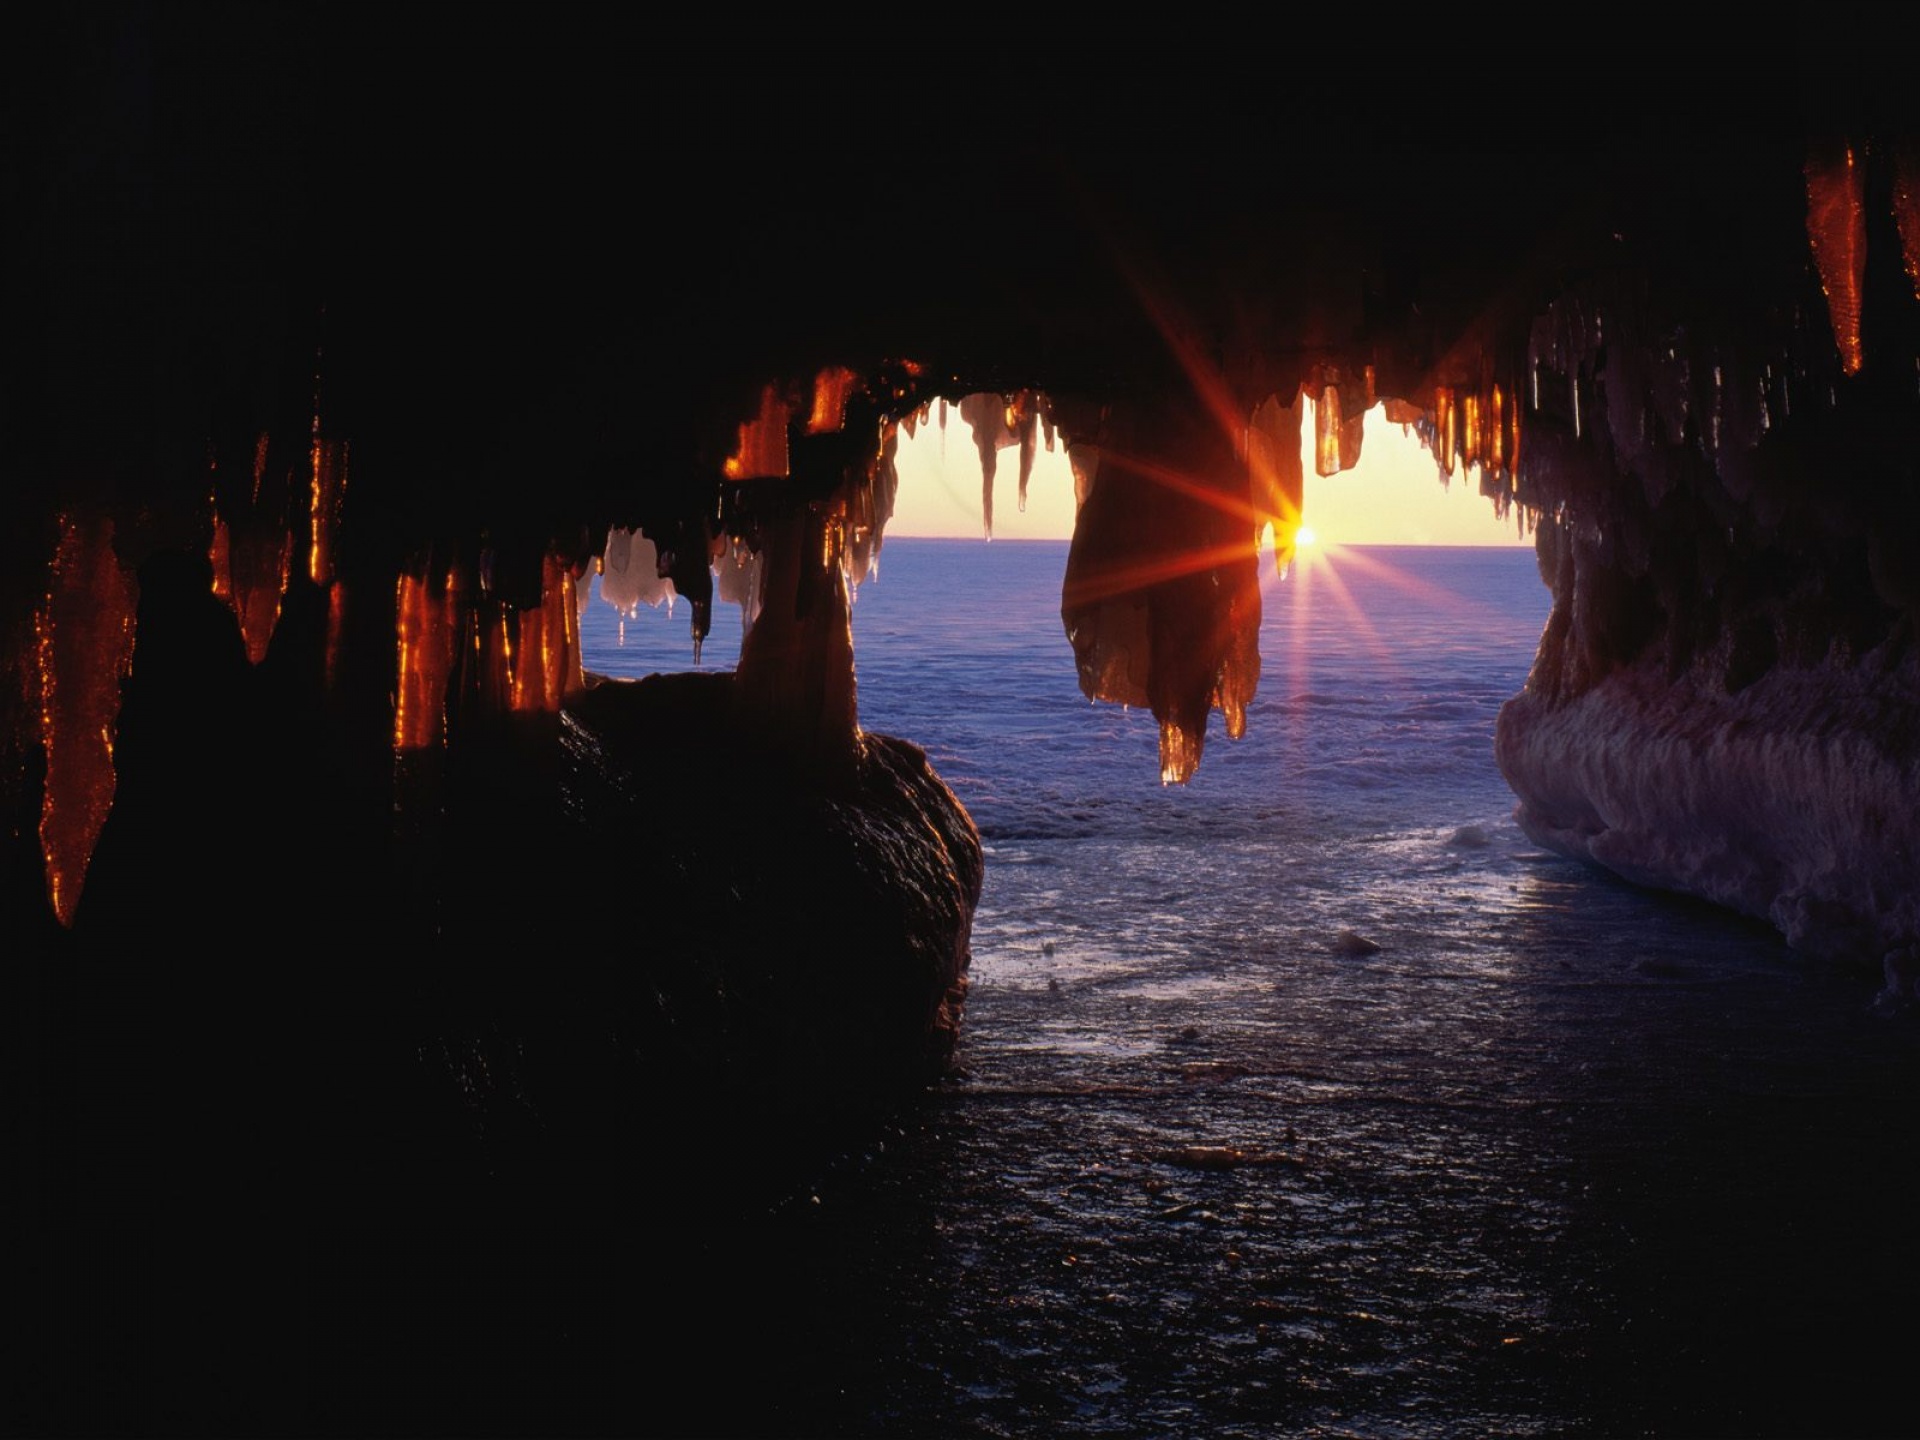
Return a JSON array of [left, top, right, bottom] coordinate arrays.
[[508, 556, 583, 713], [1507, 390, 1523, 486], [207, 431, 302, 664], [308, 436, 349, 585], [806, 366, 859, 435], [1490, 384, 1506, 474], [1892, 143, 1920, 302], [1805, 142, 1867, 375], [325, 580, 348, 690], [208, 514, 291, 665], [724, 384, 792, 480], [393, 570, 460, 750], [35, 514, 137, 926], [1247, 391, 1305, 576], [1212, 570, 1261, 743], [476, 609, 514, 719], [1314, 384, 1344, 476]]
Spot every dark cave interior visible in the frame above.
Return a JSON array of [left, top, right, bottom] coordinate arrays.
[[6, 13, 1920, 1434]]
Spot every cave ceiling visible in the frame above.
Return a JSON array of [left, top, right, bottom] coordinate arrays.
[[10, 16, 1910, 573]]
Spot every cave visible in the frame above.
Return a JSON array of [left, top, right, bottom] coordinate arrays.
[[8, 14, 1920, 1437]]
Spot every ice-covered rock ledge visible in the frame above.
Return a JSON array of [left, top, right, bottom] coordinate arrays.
[[1496, 648, 1919, 971]]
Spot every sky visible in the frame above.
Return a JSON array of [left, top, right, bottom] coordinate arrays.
[[887, 399, 1533, 547]]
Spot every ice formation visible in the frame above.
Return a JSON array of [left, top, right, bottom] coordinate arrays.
[[1485, 158, 1920, 968], [1247, 391, 1306, 576], [1498, 657, 1920, 963], [208, 434, 295, 666], [1060, 394, 1262, 784], [958, 391, 1008, 538], [33, 516, 136, 926], [713, 533, 764, 635], [596, 526, 676, 643], [392, 568, 460, 750]]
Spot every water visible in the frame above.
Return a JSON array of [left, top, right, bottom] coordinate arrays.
[[579, 539, 1919, 1439]]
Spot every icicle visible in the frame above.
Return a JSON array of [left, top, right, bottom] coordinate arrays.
[[208, 430, 296, 664], [958, 391, 1006, 539], [394, 566, 459, 750], [1159, 722, 1200, 786], [733, 501, 859, 773], [723, 384, 791, 480], [1014, 390, 1038, 514], [1314, 383, 1343, 476], [1894, 140, 1920, 302], [715, 534, 764, 636], [806, 365, 858, 435], [1062, 397, 1260, 786], [847, 420, 900, 592], [502, 553, 581, 712], [35, 513, 136, 927], [308, 437, 348, 587], [1248, 390, 1305, 577], [1805, 140, 1867, 376], [1508, 389, 1523, 486], [597, 526, 675, 619]]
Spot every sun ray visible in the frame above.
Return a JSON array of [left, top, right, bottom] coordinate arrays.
[[1297, 543, 1405, 680], [1095, 447, 1266, 529], [1060, 539, 1261, 609], [1315, 538, 1519, 632]]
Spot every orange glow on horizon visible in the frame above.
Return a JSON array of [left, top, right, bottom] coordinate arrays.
[[1299, 401, 1532, 549], [889, 395, 1528, 547]]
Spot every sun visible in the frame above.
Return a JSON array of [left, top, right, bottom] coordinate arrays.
[[1295, 524, 1317, 548]]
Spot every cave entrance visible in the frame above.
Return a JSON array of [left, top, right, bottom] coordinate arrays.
[[571, 385, 1555, 1003], [573, 394, 1535, 698]]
